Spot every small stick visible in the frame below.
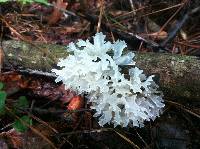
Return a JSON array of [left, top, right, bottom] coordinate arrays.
[[97, 0, 104, 33]]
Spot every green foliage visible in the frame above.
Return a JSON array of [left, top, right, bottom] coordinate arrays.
[[18, 0, 34, 4], [0, 82, 4, 90], [13, 96, 32, 132], [0, 82, 6, 114], [0, 91, 7, 114], [33, 0, 49, 5], [13, 115, 32, 132], [16, 96, 29, 109], [0, 82, 32, 133], [0, 0, 8, 2], [0, 0, 49, 5]]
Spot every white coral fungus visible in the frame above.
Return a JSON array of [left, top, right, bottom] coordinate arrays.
[[52, 32, 165, 127]]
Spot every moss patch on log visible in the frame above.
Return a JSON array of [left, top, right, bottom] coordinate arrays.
[[3, 40, 69, 71], [135, 52, 200, 100]]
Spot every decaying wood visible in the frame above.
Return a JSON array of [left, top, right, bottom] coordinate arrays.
[[1, 40, 200, 101]]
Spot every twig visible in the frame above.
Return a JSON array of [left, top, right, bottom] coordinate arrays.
[[5, 106, 58, 149], [114, 129, 140, 149], [115, 3, 169, 19], [165, 100, 200, 119], [141, 3, 184, 18], [25, 107, 91, 115], [174, 41, 200, 49], [18, 69, 56, 77], [0, 15, 27, 41], [103, 11, 115, 42], [58, 127, 140, 148], [58, 128, 113, 136], [158, 2, 185, 32], [27, 112, 58, 134], [78, 12, 168, 52], [161, 6, 200, 46], [97, 0, 104, 32], [129, 0, 136, 16], [134, 128, 149, 148], [24, 111, 73, 147], [0, 15, 57, 64]]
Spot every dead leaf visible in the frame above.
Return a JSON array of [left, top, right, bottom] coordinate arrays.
[[0, 72, 78, 105], [1, 129, 23, 148], [147, 31, 168, 40], [67, 96, 84, 110], [58, 85, 77, 104], [48, 0, 68, 25]]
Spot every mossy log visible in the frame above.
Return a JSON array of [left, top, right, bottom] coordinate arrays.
[[1, 40, 200, 101]]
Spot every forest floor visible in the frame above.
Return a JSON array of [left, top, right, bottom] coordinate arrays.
[[0, 0, 200, 149]]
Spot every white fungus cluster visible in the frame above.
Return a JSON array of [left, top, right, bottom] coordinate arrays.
[[52, 32, 165, 127]]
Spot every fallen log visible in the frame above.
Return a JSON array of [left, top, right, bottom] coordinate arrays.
[[1, 40, 200, 101]]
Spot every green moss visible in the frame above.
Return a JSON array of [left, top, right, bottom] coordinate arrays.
[[4, 40, 70, 72]]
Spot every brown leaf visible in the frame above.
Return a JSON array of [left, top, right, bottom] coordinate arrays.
[[150, 31, 168, 40], [58, 85, 77, 104], [0, 72, 77, 105], [3, 129, 23, 148], [48, 0, 68, 25], [67, 96, 84, 110]]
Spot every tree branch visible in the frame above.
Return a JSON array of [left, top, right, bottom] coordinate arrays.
[[1, 40, 200, 101]]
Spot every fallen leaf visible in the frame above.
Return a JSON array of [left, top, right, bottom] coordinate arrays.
[[58, 85, 77, 104], [48, 0, 68, 25], [0, 72, 76, 104], [67, 96, 84, 110], [3, 129, 23, 148], [149, 31, 168, 40]]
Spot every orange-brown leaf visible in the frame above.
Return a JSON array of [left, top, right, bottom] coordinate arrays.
[[67, 96, 84, 110], [48, 0, 68, 25]]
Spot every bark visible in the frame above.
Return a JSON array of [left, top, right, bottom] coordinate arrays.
[[1, 40, 200, 101]]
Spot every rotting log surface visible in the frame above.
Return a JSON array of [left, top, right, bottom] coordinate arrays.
[[1, 40, 200, 101]]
